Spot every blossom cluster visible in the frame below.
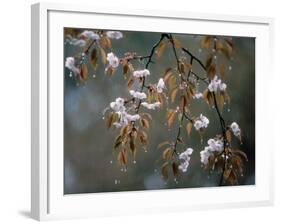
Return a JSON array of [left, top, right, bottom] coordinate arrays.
[[133, 69, 150, 78], [141, 102, 161, 110], [200, 138, 224, 165], [208, 75, 227, 92], [110, 97, 140, 128], [194, 114, 209, 130], [106, 52, 119, 68], [65, 35, 86, 47], [78, 30, 123, 40], [230, 122, 241, 137], [178, 148, 193, 172], [65, 57, 80, 76], [129, 90, 147, 100], [156, 78, 165, 93]]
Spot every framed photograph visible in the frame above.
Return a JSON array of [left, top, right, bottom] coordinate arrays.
[[31, 2, 274, 221]]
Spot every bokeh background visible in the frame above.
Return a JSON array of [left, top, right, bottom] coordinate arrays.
[[64, 28, 255, 194]]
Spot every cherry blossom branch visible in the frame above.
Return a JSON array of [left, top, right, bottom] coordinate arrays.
[[170, 34, 228, 184], [135, 34, 167, 113]]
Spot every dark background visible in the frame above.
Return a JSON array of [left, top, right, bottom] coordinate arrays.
[[64, 29, 255, 194]]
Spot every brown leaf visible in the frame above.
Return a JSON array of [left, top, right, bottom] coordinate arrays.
[[157, 141, 170, 149], [180, 95, 187, 109], [79, 64, 88, 81], [172, 162, 179, 176], [118, 148, 127, 166], [220, 63, 225, 79], [105, 66, 115, 75], [170, 87, 179, 103], [205, 54, 213, 69], [232, 149, 248, 161], [163, 68, 173, 82], [155, 40, 166, 58], [186, 122, 193, 136], [223, 169, 232, 180], [99, 47, 107, 65], [138, 131, 148, 145], [122, 63, 130, 75], [127, 77, 134, 89], [207, 64, 216, 80], [106, 112, 118, 129], [161, 162, 169, 179], [166, 110, 176, 128], [140, 118, 150, 129], [129, 136, 136, 160], [172, 38, 182, 49], [168, 75, 177, 90], [201, 36, 211, 49], [215, 39, 224, 50], [162, 148, 172, 160], [114, 135, 123, 149], [100, 36, 112, 49], [90, 48, 98, 69], [226, 129, 232, 143]]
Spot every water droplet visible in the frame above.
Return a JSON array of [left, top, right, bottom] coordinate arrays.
[[198, 48, 202, 53], [214, 55, 217, 60], [144, 150, 148, 153], [114, 179, 118, 184], [69, 72, 73, 77], [228, 65, 232, 71], [227, 108, 231, 112], [120, 168, 124, 172], [118, 180, 121, 184], [93, 74, 96, 78], [102, 116, 105, 120], [212, 49, 216, 53], [154, 169, 158, 173], [133, 160, 136, 164], [110, 160, 113, 164]]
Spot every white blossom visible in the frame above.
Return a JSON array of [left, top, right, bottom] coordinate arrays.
[[200, 149, 211, 165], [133, 69, 150, 78], [208, 76, 227, 92], [78, 30, 100, 40], [65, 35, 86, 47], [193, 92, 203, 99], [178, 148, 193, 172], [109, 97, 140, 128], [106, 31, 123, 39], [110, 97, 125, 112], [156, 78, 165, 93], [230, 122, 241, 137], [129, 90, 147, 99], [106, 52, 119, 68], [141, 102, 161, 110], [65, 57, 80, 75], [200, 138, 224, 165], [207, 138, 224, 152], [194, 114, 209, 130]]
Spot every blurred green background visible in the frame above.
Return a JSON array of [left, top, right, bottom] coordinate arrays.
[[64, 29, 255, 194]]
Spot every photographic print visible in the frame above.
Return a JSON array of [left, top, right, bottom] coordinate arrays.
[[64, 28, 255, 194]]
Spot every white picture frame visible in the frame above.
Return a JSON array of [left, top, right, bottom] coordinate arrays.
[[31, 2, 274, 221]]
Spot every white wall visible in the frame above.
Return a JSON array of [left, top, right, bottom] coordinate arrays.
[[0, 0, 279, 223]]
